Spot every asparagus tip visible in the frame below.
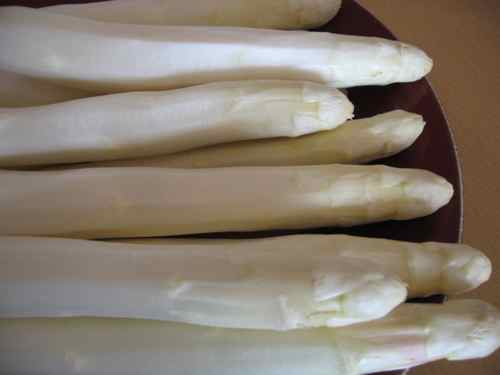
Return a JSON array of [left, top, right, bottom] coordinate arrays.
[[312, 272, 407, 327], [401, 171, 454, 218], [400, 43, 434, 82], [428, 299, 500, 361], [444, 247, 492, 294]]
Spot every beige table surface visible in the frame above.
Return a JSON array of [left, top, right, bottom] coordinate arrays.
[[357, 1, 500, 374]]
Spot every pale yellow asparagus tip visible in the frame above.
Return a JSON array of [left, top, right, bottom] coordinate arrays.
[[438, 244, 492, 295], [397, 168, 453, 219], [406, 242, 491, 297], [400, 43, 434, 82], [426, 300, 500, 361], [364, 110, 425, 159], [322, 276, 407, 327], [344, 299, 500, 374], [297, 82, 354, 135], [275, 272, 407, 329]]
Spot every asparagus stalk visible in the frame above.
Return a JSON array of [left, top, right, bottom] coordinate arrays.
[[88, 110, 424, 169], [0, 300, 498, 375], [46, 0, 343, 29], [0, 235, 408, 329], [0, 7, 432, 93], [0, 80, 352, 168], [0, 235, 489, 329], [0, 165, 453, 238], [120, 235, 491, 298], [0, 1, 344, 108]]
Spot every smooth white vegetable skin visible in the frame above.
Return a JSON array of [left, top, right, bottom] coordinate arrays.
[[338, 300, 500, 373], [0, 70, 89, 108], [0, 7, 433, 92], [90, 110, 424, 168], [122, 235, 491, 298], [47, 0, 343, 29], [0, 80, 352, 168], [0, 300, 498, 375], [0, 235, 489, 329], [0, 235, 408, 330], [0, 165, 453, 238]]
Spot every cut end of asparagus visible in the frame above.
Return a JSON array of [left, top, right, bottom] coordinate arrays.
[[399, 43, 434, 82], [426, 300, 500, 361], [293, 83, 354, 136], [399, 169, 454, 219]]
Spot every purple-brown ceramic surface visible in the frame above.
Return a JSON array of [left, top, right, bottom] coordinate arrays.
[[1, 1, 460, 374]]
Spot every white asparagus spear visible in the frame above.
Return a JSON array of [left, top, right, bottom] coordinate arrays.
[[336, 300, 500, 371], [0, 80, 352, 168], [0, 7, 433, 93], [0, 165, 453, 238], [0, 235, 489, 330], [119, 235, 491, 298], [89, 110, 424, 169], [0, 1, 342, 109], [46, 0, 343, 29], [0, 235, 407, 330], [0, 1, 343, 108], [0, 70, 89, 108], [0, 300, 498, 375]]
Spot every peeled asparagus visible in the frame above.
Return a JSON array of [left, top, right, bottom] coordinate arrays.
[[0, 80, 352, 168], [0, 70, 89, 108], [0, 235, 489, 330], [0, 235, 405, 330], [0, 0, 343, 108], [1, 300, 498, 375], [0, 165, 453, 238], [46, 0, 343, 29], [120, 235, 491, 298], [91, 110, 424, 169], [0, 7, 433, 93]]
